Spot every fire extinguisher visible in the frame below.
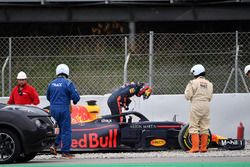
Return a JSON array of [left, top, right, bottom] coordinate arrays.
[[237, 122, 244, 140]]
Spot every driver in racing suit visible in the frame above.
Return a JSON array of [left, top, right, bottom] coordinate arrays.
[[46, 64, 80, 158], [107, 82, 152, 122], [185, 64, 213, 153]]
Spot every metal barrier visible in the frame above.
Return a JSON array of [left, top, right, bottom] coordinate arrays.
[[1, 31, 250, 96]]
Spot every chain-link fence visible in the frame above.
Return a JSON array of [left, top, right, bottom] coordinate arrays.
[[1, 32, 250, 96]]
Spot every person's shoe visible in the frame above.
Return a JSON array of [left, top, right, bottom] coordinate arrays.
[[61, 153, 75, 159], [49, 145, 57, 155], [187, 134, 200, 153], [200, 134, 209, 153]]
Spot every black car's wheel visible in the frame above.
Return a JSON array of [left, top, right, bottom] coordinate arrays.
[[16, 152, 37, 163], [178, 124, 212, 151], [0, 129, 21, 164]]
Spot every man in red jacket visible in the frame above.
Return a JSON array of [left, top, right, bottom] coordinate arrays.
[[8, 71, 40, 105]]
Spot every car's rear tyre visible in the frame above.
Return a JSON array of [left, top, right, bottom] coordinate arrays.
[[0, 129, 21, 164], [16, 152, 37, 163], [178, 124, 211, 151]]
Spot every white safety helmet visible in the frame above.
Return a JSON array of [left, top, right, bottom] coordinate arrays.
[[190, 64, 205, 76], [244, 65, 250, 75], [56, 64, 69, 76], [17, 71, 27, 79]]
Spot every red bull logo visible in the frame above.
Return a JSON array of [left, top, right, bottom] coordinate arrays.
[[72, 129, 118, 149]]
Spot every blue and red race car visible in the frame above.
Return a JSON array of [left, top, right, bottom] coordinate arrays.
[[46, 100, 245, 152]]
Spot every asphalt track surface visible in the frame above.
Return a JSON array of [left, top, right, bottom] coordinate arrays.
[[2, 154, 250, 167], [2, 143, 250, 167], [2, 159, 250, 167]]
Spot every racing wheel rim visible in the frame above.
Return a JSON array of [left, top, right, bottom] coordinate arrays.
[[178, 124, 212, 151], [0, 133, 15, 162]]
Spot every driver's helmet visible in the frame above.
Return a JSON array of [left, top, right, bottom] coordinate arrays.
[[136, 83, 152, 100]]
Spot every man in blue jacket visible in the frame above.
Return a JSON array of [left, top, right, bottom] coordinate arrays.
[[47, 64, 80, 159], [108, 82, 152, 122]]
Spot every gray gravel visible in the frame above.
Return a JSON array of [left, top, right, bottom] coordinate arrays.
[[34, 142, 250, 160]]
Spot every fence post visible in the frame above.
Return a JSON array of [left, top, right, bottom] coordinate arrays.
[[235, 31, 239, 93], [2, 57, 10, 97], [124, 36, 128, 84], [8, 37, 12, 95], [149, 31, 154, 87], [1, 38, 11, 97]]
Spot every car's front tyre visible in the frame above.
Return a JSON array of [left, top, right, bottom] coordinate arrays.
[[178, 124, 211, 151], [0, 129, 21, 164]]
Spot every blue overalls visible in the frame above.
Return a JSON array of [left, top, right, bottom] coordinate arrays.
[[46, 76, 80, 153]]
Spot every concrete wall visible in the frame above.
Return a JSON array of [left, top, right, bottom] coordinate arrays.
[[1, 93, 249, 139]]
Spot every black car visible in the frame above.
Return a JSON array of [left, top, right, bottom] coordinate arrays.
[[0, 103, 56, 164]]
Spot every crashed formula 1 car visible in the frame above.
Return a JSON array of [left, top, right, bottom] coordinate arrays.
[[46, 100, 245, 152]]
